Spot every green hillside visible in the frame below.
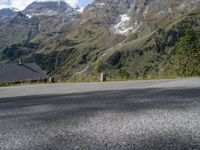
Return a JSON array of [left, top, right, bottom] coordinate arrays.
[[0, 1, 200, 82]]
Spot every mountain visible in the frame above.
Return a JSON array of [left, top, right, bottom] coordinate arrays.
[[0, 8, 17, 24], [23, 0, 75, 17], [51, 0, 200, 81], [0, 0, 79, 51], [84, 0, 200, 35], [0, 10, 38, 51], [0, 0, 200, 81]]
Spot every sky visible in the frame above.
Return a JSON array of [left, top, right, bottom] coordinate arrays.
[[0, 0, 94, 10]]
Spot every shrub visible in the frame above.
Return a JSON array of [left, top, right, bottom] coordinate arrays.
[[120, 68, 130, 79]]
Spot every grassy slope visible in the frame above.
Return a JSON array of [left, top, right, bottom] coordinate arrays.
[[64, 8, 200, 81], [1, 8, 200, 81]]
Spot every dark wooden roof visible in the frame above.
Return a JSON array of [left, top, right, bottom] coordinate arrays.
[[0, 63, 48, 84]]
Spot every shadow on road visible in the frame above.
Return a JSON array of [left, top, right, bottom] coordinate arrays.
[[0, 87, 199, 111], [0, 87, 200, 150]]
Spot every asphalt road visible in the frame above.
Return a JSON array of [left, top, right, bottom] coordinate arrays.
[[0, 78, 200, 150]]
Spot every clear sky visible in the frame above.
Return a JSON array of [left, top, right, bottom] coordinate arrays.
[[0, 0, 94, 10], [79, 0, 93, 8]]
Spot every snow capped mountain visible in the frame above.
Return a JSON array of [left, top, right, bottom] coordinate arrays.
[[0, 0, 80, 54], [84, 0, 200, 35], [23, 0, 75, 16]]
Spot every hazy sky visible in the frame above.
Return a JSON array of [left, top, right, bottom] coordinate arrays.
[[0, 0, 94, 10]]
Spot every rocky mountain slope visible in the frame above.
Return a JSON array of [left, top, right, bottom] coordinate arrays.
[[23, 1, 74, 16], [0, 0, 200, 81], [0, 8, 17, 24], [0, 0, 79, 51], [84, 0, 200, 35]]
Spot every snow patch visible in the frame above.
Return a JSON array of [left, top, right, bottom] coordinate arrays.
[[95, 2, 105, 8], [114, 14, 131, 35], [114, 14, 141, 35], [97, 3, 105, 6], [26, 14, 32, 18], [168, 8, 172, 14], [35, 0, 65, 6]]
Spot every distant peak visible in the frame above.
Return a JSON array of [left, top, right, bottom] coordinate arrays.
[[35, 0, 65, 2], [0, 7, 19, 12], [23, 0, 75, 16]]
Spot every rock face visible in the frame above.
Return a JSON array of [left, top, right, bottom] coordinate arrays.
[[84, 0, 200, 35], [0, 10, 38, 51], [23, 0, 74, 16], [0, 1, 79, 50], [0, 8, 17, 24]]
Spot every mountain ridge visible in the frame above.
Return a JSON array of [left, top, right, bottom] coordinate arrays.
[[0, 0, 200, 81], [23, 1, 75, 17]]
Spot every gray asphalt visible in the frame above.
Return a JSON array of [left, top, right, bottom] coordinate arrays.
[[0, 78, 200, 150]]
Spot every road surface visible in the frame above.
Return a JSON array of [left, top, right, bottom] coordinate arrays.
[[0, 78, 200, 150]]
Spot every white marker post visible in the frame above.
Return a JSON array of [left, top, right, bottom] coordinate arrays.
[[100, 73, 105, 82]]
